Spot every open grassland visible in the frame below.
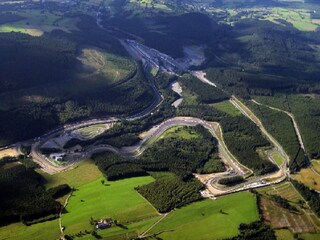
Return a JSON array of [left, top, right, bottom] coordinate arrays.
[[293, 168, 320, 191], [270, 150, 284, 166], [0, 10, 79, 36], [159, 126, 201, 140], [39, 160, 103, 189], [269, 8, 319, 32], [148, 192, 259, 240], [312, 160, 320, 174], [0, 219, 60, 240], [80, 48, 136, 85], [226, 7, 320, 32], [211, 100, 241, 117], [63, 176, 159, 236], [257, 182, 320, 233], [275, 229, 295, 240]]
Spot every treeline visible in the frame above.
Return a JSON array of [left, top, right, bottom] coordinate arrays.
[[136, 175, 203, 213], [0, 165, 61, 226], [218, 176, 244, 186], [226, 221, 276, 240], [180, 74, 229, 104], [220, 116, 278, 175], [270, 195, 298, 212], [92, 152, 147, 181], [291, 179, 320, 217]]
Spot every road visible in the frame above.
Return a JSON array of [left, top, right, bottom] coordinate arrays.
[[3, 34, 291, 197], [251, 99, 305, 151]]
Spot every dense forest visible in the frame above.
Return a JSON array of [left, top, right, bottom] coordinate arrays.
[[92, 125, 222, 180], [136, 174, 203, 213], [245, 100, 307, 171], [0, 165, 61, 226], [220, 116, 278, 175], [255, 95, 320, 160], [291, 179, 320, 217], [0, 26, 154, 147], [180, 74, 229, 104]]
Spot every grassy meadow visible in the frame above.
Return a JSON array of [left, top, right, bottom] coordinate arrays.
[[148, 191, 259, 240]]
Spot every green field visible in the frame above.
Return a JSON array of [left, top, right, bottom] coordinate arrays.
[[80, 48, 136, 85], [40, 160, 103, 189], [0, 219, 60, 240], [159, 126, 201, 140], [148, 191, 259, 240], [63, 176, 159, 236], [211, 100, 241, 116], [0, 10, 79, 36]]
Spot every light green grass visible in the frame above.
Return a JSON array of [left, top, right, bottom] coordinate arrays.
[[0, 25, 27, 33], [159, 126, 201, 140], [149, 191, 259, 240], [80, 48, 136, 84], [63, 176, 159, 235], [299, 233, 320, 240], [275, 229, 294, 240], [0, 219, 60, 240], [271, 151, 284, 166], [39, 160, 103, 189], [211, 100, 241, 116]]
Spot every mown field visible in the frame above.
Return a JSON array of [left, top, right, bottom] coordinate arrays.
[[158, 126, 201, 140], [63, 176, 159, 237], [0, 9, 79, 36], [148, 191, 259, 240], [293, 167, 320, 191]]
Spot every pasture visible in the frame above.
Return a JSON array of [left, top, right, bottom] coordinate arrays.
[[312, 160, 320, 174], [0, 219, 60, 240], [62, 176, 159, 236], [159, 126, 201, 140], [257, 182, 320, 233], [0, 9, 79, 36], [211, 100, 241, 117], [79, 48, 136, 85], [39, 160, 103, 189], [147, 191, 259, 240], [293, 168, 320, 191]]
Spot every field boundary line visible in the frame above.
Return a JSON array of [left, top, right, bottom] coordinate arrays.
[[138, 212, 169, 238]]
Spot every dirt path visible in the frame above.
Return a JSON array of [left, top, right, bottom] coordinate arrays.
[[138, 213, 169, 238], [59, 190, 73, 238]]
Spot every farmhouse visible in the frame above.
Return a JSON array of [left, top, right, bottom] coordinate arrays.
[[96, 218, 113, 230]]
